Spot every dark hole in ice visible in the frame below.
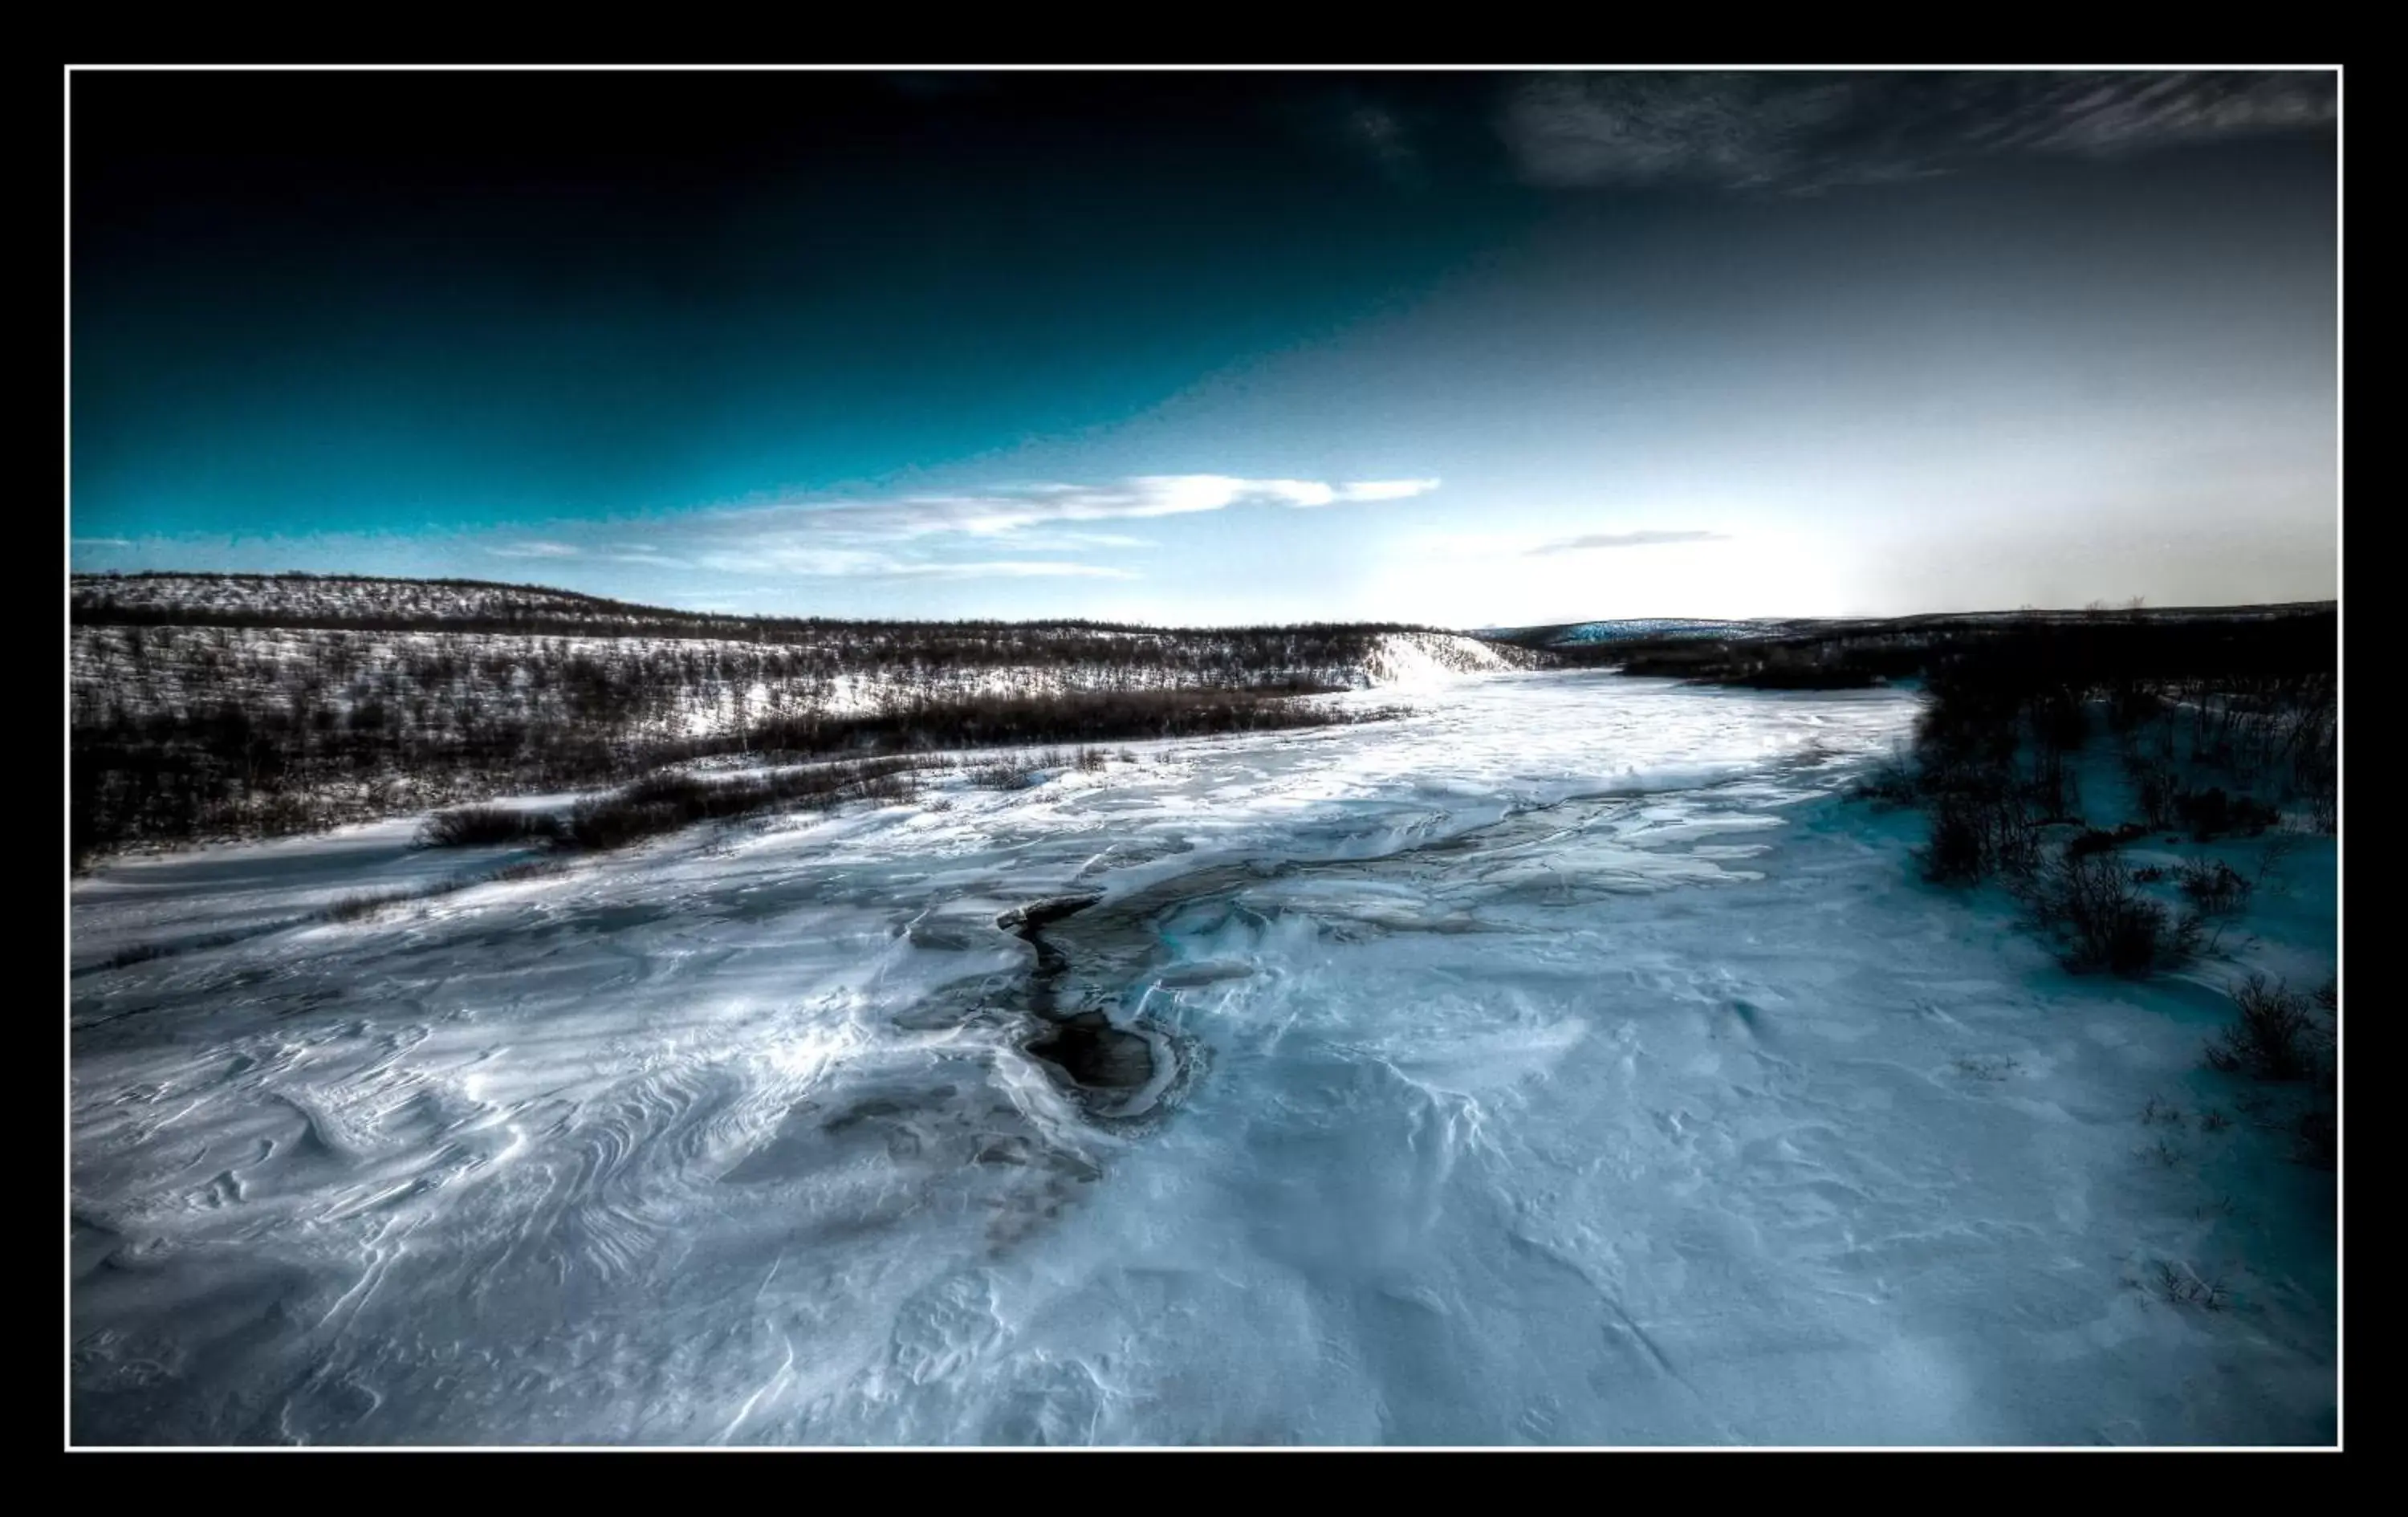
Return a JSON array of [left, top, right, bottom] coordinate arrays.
[[995, 893, 1161, 1096], [1026, 1011, 1154, 1092]]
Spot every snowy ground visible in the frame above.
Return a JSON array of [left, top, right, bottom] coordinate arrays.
[[67, 671, 2337, 1446]]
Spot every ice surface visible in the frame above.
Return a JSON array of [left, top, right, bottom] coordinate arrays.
[[68, 672, 2336, 1445]]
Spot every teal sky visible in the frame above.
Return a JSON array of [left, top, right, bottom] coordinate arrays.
[[71, 71, 2338, 626]]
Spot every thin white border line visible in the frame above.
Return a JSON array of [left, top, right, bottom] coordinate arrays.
[[63, 1442, 2337, 1452], [60, 59, 2342, 1456], [60, 63, 2348, 71]]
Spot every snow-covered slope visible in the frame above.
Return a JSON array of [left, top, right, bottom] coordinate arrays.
[[71, 575, 1545, 855], [1359, 631, 1547, 686]]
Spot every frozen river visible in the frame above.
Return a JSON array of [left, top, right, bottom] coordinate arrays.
[[68, 672, 2337, 1445]]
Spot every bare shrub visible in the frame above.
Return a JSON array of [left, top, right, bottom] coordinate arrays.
[[2024, 851, 2174, 975], [487, 858, 568, 885], [1918, 774, 2041, 885], [2204, 973, 2317, 1080], [2175, 856, 2253, 916], [420, 804, 561, 848], [853, 768, 921, 804], [320, 889, 414, 922], [561, 757, 940, 849], [967, 758, 1040, 791]]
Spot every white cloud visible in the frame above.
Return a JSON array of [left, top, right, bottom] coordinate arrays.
[[1325, 477, 1443, 504], [839, 474, 1440, 536], [626, 474, 1442, 581], [486, 540, 584, 559], [1527, 529, 1731, 555], [889, 560, 1138, 580], [600, 551, 694, 567], [79, 474, 1434, 590]]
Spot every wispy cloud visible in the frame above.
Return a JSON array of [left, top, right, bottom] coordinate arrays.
[[1527, 529, 1732, 555], [486, 540, 584, 559], [75, 475, 1434, 588], [599, 551, 694, 567], [469, 474, 1437, 584], [674, 543, 1139, 581], [885, 560, 1137, 580], [805, 474, 1442, 538], [1498, 72, 2336, 194], [1313, 478, 1442, 504]]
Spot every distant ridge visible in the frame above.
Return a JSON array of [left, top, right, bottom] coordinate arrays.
[[1486, 603, 2337, 651]]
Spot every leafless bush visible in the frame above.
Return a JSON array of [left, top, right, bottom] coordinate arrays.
[[2023, 851, 2178, 975], [320, 889, 417, 922], [2175, 856, 2252, 916], [967, 758, 1041, 791], [2205, 973, 2318, 1080], [1918, 772, 2043, 884], [420, 805, 561, 848], [561, 757, 942, 849]]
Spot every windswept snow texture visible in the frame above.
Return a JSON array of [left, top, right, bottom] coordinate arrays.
[[70, 673, 2336, 1446]]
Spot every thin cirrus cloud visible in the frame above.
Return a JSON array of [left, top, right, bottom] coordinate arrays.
[[483, 540, 584, 559], [1497, 71, 2337, 193], [857, 474, 1443, 535], [1527, 530, 1732, 556], [480, 474, 1440, 581]]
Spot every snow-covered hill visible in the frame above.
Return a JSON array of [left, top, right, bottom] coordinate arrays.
[[71, 571, 630, 629], [1360, 630, 1546, 685], [71, 575, 1540, 856]]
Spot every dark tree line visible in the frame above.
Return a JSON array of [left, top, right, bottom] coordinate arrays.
[[1828, 608, 2335, 977]]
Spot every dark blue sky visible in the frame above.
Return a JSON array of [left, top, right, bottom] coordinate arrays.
[[70, 71, 2338, 623]]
